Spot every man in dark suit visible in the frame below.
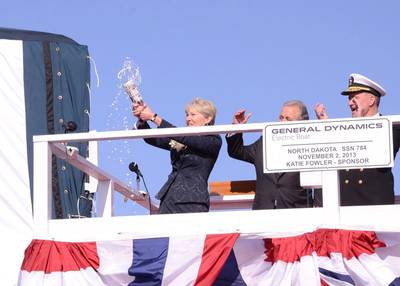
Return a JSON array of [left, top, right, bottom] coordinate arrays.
[[315, 73, 400, 205], [226, 100, 312, 210]]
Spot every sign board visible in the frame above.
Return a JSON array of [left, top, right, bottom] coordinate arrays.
[[263, 117, 393, 173]]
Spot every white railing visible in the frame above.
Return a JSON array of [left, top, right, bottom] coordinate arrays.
[[32, 116, 400, 241]]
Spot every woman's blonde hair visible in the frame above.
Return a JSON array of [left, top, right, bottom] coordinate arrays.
[[186, 97, 217, 125]]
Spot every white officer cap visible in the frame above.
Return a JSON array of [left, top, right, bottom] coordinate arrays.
[[341, 73, 386, 97]]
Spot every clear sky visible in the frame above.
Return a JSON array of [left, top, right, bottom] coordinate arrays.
[[2, 0, 400, 215]]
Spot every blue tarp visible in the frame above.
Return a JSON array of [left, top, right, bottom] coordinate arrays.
[[0, 27, 91, 218]]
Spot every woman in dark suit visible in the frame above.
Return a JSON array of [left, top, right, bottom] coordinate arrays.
[[133, 98, 222, 214]]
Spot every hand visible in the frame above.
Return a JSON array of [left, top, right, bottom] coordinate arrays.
[[132, 102, 146, 118], [233, 109, 252, 124], [314, 103, 329, 120], [137, 104, 156, 122]]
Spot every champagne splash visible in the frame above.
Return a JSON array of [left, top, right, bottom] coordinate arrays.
[[103, 57, 147, 215], [117, 57, 143, 104], [117, 57, 141, 86]]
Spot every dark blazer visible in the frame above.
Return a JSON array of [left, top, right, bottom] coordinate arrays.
[[226, 134, 310, 210], [340, 125, 400, 206], [138, 119, 222, 210]]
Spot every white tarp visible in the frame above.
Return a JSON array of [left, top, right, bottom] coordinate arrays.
[[0, 39, 34, 286]]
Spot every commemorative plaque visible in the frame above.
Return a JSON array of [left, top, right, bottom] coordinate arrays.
[[263, 117, 393, 173]]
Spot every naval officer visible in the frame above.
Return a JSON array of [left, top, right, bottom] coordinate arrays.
[[315, 73, 400, 206]]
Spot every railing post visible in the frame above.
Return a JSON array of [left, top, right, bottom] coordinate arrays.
[[33, 141, 52, 236], [96, 180, 114, 217], [321, 170, 340, 225], [85, 131, 98, 194]]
